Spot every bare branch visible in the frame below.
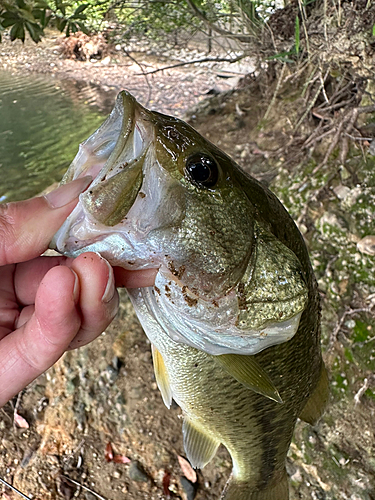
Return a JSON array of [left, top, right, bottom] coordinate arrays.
[[263, 62, 286, 121], [124, 50, 153, 106], [328, 306, 375, 352]]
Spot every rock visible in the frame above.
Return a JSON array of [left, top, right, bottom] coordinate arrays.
[[180, 476, 197, 500], [85, 494, 97, 500], [357, 235, 375, 255], [128, 461, 149, 483], [333, 184, 351, 200], [101, 56, 111, 65]]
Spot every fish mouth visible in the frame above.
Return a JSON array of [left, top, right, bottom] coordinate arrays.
[[51, 91, 153, 253]]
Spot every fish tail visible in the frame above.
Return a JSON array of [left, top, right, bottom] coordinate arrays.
[[221, 471, 288, 500]]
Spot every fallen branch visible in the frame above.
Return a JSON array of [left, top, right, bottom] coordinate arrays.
[[263, 62, 286, 121], [0, 477, 31, 500], [61, 475, 108, 500], [303, 127, 334, 149], [312, 111, 348, 174], [294, 68, 330, 132], [339, 107, 359, 164], [328, 306, 374, 352], [137, 55, 246, 75]]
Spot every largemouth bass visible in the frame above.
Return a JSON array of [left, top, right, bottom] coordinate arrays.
[[51, 92, 328, 500]]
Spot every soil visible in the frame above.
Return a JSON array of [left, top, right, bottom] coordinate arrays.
[[1, 18, 375, 500]]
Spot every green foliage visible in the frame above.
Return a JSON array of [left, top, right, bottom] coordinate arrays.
[[0, 0, 90, 42], [53, 1, 90, 36], [266, 49, 296, 63], [0, 0, 48, 42], [0, 0, 279, 45], [120, 1, 199, 39]]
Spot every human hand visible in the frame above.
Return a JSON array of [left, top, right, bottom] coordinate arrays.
[[0, 178, 156, 408]]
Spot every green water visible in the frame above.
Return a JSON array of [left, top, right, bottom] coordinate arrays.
[[0, 71, 111, 202]]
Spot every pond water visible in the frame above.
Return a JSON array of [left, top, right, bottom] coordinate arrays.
[[0, 70, 115, 202]]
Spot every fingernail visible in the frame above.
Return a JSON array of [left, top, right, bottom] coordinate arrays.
[[101, 258, 116, 303], [44, 176, 92, 209], [71, 269, 80, 303]]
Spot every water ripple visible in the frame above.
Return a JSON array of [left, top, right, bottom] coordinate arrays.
[[0, 71, 108, 202]]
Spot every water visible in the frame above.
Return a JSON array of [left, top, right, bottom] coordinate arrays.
[[0, 70, 114, 202]]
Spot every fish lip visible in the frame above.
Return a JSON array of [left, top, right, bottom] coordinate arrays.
[[51, 91, 153, 253], [95, 92, 139, 179], [59, 91, 138, 186], [82, 91, 147, 186]]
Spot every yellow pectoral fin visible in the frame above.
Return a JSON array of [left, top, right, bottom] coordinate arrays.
[[151, 344, 172, 409], [182, 418, 220, 469], [215, 354, 282, 404]]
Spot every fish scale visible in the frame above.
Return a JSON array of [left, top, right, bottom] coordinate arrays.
[[52, 91, 329, 499]]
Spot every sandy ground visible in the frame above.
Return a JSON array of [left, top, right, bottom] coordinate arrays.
[[0, 31, 249, 117]]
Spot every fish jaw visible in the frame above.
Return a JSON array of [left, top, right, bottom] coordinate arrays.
[[51, 157, 186, 269], [50, 91, 186, 269]]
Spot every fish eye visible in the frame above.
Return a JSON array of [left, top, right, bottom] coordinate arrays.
[[166, 127, 179, 140], [185, 154, 219, 189]]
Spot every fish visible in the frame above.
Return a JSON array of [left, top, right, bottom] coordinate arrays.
[[51, 91, 329, 500]]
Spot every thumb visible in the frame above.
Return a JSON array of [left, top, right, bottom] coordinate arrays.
[[0, 176, 91, 266]]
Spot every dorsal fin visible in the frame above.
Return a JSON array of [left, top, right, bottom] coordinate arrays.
[[182, 418, 220, 469], [215, 354, 282, 403], [151, 344, 172, 409]]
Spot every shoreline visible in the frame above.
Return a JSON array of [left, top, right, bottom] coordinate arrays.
[[0, 32, 245, 117]]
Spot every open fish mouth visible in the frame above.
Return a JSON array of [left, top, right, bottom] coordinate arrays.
[[50, 92, 153, 256]]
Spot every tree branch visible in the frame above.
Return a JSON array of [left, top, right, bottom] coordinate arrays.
[[185, 0, 253, 43]]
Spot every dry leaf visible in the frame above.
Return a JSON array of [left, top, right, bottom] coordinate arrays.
[[14, 412, 29, 429], [113, 454, 131, 464], [162, 471, 171, 496], [177, 455, 197, 483], [105, 442, 114, 462]]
